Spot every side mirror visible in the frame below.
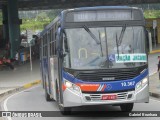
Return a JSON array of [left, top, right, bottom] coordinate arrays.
[[57, 48, 65, 58], [64, 37, 69, 53], [58, 46, 68, 58], [57, 28, 69, 58]]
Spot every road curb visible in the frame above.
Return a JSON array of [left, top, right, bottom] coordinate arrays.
[[23, 80, 41, 89], [149, 92, 160, 98], [149, 50, 160, 54], [0, 80, 41, 98]]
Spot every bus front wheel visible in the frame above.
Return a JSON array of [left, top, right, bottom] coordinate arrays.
[[56, 83, 72, 115], [120, 103, 134, 112], [59, 106, 72, 115]]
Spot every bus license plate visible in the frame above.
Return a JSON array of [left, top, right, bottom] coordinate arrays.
[[102, 95, 117, 100]]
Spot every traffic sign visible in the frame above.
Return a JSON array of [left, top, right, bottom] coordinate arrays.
[[26, 30, 33, 43], [109, 54, 115, 62]]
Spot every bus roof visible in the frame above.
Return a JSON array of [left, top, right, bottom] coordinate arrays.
[[62, 6, 140, 13], [41, 6, 143, 36]]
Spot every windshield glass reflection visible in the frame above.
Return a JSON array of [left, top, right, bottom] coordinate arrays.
[[63, 26, 146, 69]]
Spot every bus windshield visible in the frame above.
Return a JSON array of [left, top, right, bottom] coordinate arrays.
[[63, 26, 146, 69]]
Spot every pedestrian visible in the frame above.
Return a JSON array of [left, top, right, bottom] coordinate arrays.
[[157, 56, 160, 80], [15, 50, 20, 65], [2, 56, 16, 70]]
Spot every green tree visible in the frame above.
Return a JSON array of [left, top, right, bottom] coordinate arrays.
[[36, 12, 50, 21], [144, 10, 160, 18]]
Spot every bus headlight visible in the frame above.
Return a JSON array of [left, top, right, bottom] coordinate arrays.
[[142, 78, 148, 85], [65, 81, 72, 88], [64, 80, 81, 94], [135, 77, 148, 92]]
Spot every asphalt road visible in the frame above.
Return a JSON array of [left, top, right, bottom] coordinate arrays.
[[1, 85, 160, 120]]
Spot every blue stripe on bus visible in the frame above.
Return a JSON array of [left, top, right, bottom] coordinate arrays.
[[62, 69, 148, 92]]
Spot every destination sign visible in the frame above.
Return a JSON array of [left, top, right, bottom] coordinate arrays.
[[72, 10, 132, 22], [115, 54, 147, 63], [66, 10, 142, 22]]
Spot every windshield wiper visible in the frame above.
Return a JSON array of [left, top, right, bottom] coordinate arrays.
[[83, 25, 100, 44], [98, 31, 103, 57], [118, 24, 126, 46], [116, 32, 120, 58], [115, 25, 126, 59]]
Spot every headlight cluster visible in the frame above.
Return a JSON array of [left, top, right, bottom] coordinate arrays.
[[64, 80, 81, 95], [135, 77, 148, 92]]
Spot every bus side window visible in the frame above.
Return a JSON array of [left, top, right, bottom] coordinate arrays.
[[43, 36, 45, 56], [54, 32, 57, 55], [48, 32, 50, 57], [45, 34, 48, 57], [50, 42, 52, 56], [54, 41, 57, 55]]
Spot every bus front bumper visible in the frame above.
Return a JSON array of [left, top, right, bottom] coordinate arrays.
[[63, 84, 149, 107]]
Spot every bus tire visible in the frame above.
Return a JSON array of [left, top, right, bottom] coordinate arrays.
[[42, 79, 45, 89], [56, 83, 71, 115], [120, 103, 134, 112], [45, 81, 52, 101], [59, 106, 72, 115]]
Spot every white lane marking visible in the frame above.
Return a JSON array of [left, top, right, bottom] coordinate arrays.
[[3, 95, 12, 120], [3, 85, 40, 120]]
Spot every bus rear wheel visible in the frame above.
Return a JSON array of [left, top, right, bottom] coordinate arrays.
[[120, 103, 134, 112], [45, 81, 52, 101]]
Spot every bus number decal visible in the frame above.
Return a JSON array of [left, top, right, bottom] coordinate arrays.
[[121, 81, 135, 87]]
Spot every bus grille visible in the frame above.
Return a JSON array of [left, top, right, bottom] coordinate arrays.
[[84, 91, 134, 101], [76, 66, 146, 82]]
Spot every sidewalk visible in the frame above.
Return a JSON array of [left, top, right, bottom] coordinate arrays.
[[0, 54, 160, 99], [0, 60, 41, 98], [149, 73, 160, 98], [148, 52, 160, 98]]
